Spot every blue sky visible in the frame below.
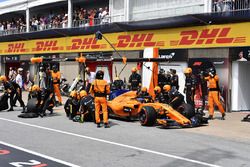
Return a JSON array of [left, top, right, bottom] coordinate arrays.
[[0, 0, 9, 2]]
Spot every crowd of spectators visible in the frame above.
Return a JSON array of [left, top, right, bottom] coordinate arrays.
[[30, 11, 69, 31], [213, 0, 250, 12], [0, 18, 26, 35], [0, 6, 109, 36], [73, 6, 109, 27]]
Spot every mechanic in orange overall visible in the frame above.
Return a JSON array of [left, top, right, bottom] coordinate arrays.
[[90, 70, 110, 128], [51, 65, 62, 105], [205, 67, 225, 120]]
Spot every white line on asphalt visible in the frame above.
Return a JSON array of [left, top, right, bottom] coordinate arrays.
[[0, 140, 80, 167], [0, 117, 222, 167]]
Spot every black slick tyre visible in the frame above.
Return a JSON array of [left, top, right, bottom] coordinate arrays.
[[139, 106, 157, 126]]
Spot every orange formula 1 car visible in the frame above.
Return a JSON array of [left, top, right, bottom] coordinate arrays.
[[107, 90, 208, 128]]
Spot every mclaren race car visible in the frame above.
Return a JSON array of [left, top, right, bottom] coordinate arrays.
[[107, 90, 208, 127], [75, 89, 208, 128]]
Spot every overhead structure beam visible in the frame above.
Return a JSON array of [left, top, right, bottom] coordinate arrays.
[[30, 57, 170, 63]]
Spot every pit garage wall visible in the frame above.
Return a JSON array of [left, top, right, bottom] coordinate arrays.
[[159, 62, 187, 94], [59, 53, 79, 84], [232, 62, 250, 111], [112, 51, 140, 82]]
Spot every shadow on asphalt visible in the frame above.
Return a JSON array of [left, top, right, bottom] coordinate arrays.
[[109, 116, 139, 123], [157, 124, 209, 130], [109, 121, 120, 127]]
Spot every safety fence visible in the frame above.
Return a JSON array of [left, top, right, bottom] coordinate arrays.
[[72, 17, 111, 28], [212, 0, 250, 12], [0, 28, 26, 36]]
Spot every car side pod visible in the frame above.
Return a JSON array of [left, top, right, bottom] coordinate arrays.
[[123, 107, 132, 113], [159, 104, 191, 126]]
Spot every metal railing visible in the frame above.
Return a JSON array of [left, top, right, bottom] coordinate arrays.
[[72, 17, 111, 28], [1, 0, 250, 37], [0, 27, 26, 36], [29, 22, 65, 32], [212, 0, 250, 12], [0, 17, 112, 36]]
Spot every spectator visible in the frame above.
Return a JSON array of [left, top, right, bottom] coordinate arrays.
[[0, 22, 4, 35], [98, 8, 103, 20], [88, 10, 95, 26], [215, 0, 232, 12], [6, 21, 11, 34], [73, 9, 79, 27], [39, 16, 46, 30], [31, 17, 39, 31], [237, 51, 247, 61], [101, 6, 109, 24], [62, 14, 68, 28], [94, 8, 100, 25], [48, 11, 54, 21]]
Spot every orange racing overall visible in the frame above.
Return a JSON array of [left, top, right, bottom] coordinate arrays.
[[51, 71, 62, 103], [90, 79, 110, 124], [205, 75, 225, 117]]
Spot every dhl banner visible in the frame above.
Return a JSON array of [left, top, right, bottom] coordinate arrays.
[[0, 22, 249, 55]]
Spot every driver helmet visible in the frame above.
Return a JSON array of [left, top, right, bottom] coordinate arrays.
[[163, 85, 171, 92], [96, 70, 104, 79]]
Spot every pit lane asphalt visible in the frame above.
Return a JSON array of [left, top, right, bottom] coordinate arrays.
[[0, 95, 250, 167]]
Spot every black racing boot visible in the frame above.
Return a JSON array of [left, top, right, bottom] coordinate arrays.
[[39, 111, 46, 118], [48, 108, 53, 115], [97, 123, 101, 128], [21, 106, 26, 113], [207, 115, 213, 120], [221, 113, 226, 120], [104, 123, 110, 128], [7, 108, 14, 112]]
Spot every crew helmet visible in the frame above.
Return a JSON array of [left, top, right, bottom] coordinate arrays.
[[154, 86, 161, 93]]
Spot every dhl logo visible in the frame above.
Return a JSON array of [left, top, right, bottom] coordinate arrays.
[[68, 38, 106, 50], [170, 27, 246, 46], [32, 40, 60, 51], [5, 43, 26, 53], [116, 33, 164, 48]]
